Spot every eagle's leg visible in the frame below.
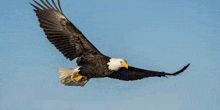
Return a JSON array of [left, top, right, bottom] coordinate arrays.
[[74, 75, 87, 82], [58, 67, 89, 86], [73, 75, 88, 86], [74, 75, 82, 82]]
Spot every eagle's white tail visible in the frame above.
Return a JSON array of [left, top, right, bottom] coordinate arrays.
[[58, 67, 88, 86]]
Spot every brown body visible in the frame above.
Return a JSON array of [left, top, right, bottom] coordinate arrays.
[[77, 54, 113, 78]]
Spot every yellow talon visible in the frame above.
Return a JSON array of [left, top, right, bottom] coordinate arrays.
[[74, 75, 83, 82]]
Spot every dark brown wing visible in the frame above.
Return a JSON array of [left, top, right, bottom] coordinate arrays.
[[109, 64, 190, 81], [30, 0, 102, 60]]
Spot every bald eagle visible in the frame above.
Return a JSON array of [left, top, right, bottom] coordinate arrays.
[[30, 0, 190, 86]]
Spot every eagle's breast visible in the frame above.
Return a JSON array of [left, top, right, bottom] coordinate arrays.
[[77, 55, 112, 78]]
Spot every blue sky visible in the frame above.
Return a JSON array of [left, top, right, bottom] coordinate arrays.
[[0, 0, 220, 110]]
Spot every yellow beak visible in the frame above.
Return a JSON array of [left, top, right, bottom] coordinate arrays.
[[122, 62, 129, 69]]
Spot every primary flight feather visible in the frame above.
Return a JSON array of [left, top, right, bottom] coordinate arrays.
[[30, 0, 190, 86]]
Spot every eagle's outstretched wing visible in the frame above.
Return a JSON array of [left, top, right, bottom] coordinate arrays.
[[30, 0, 102, 61], [109, 64, 190, 81]]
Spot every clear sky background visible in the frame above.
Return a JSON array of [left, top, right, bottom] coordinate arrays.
[[0, 0, 220, 110]]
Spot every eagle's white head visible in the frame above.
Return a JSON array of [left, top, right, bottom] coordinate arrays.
[[107, 58, 129, 71]]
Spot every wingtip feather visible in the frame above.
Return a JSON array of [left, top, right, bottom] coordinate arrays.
[[30, 2, 40, 10], [51, 0, 61, 11], [167, 63, 190, 76], [39, 0, 51, 9], [33, 0, 47, 10]]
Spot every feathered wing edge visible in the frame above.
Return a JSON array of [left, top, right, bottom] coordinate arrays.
[[163, 63, 190, 76], [30, 0, 63, 13], [30, 0, 103, 61], [109, 63, 190, 81], [30, 0, 83, 60]]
